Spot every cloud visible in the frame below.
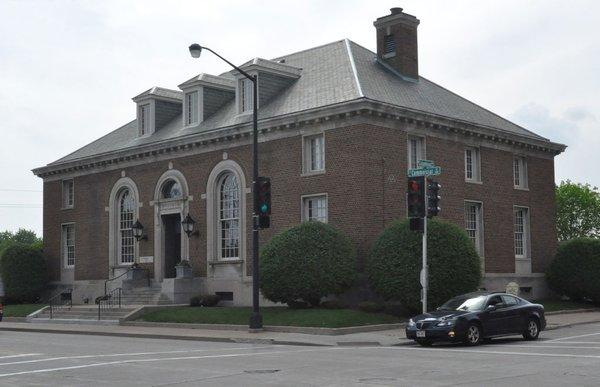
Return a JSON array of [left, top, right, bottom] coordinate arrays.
[[510, 103, 600, 186]]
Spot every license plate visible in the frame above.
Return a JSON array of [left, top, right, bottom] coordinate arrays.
[[416, 330, 426, 338]]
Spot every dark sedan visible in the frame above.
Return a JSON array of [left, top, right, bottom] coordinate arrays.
[[405, 291, 546, 346]]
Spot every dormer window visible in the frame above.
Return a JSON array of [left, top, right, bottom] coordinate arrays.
[[139, 104, 150, 135], [239, 78, 254, 114], [185, 91, 199, 126]]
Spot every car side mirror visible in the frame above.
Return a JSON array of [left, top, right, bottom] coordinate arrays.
[[486, 304, 497, 311]]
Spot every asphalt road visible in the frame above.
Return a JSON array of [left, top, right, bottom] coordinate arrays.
[[2, 323, 600, 386]]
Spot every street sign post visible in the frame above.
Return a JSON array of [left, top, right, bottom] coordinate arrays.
[[408, 160, 442, 314]]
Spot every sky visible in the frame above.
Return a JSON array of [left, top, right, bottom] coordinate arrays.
[[1, 0, 599, 236]]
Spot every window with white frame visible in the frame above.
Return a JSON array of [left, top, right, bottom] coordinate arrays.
[[185, 91, 199, 125], [218, 173, 240, 260], [303, 134, 325, 173], [464, 201, 483, 256], [465, 147, 481, 182], [62, 179, 74, 208], [239, 78, 254, 114], [514, 206, 530, 259], [118, 189, 136, 264], [62, 224, 75, 268], [139, 104, 150, 135], [303, 195, 328, 223], [407, 136, 425, 170], [513, 156, 528, 189]]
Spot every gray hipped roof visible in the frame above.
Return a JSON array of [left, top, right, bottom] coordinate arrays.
[[50, 39, 553, 166]]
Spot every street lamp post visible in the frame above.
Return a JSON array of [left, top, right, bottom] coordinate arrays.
[[189, 43, 262, 330]]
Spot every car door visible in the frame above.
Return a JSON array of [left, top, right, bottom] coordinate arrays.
[[501, 295, 524, 334], [482, 295, 507, 336]]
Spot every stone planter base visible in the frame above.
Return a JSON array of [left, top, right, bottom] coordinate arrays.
[[176, 266, 193, 279]]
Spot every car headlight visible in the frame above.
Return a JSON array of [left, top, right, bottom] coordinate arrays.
[[436, 319, 456, 327], [408, 318, 416, 327]]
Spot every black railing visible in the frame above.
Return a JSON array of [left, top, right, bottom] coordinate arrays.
[[48, 288, 73, 319], [104, 266, 150, 295], [97, 287, 122, 320]]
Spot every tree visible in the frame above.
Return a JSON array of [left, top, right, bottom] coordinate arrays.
[[0, 244, 47, 303], [556, 181, 600, 241], [260, 222, 357, 307], [367, 219, 481, 313]]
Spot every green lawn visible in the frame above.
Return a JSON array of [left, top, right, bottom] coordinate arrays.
[[139, 307, 402, 328], [2, 304, 45, 317], [537, 299, 597, 313]]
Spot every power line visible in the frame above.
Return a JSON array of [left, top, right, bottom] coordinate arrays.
[[0, 204, 42, 208]]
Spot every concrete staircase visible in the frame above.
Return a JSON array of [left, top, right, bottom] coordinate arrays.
[[120, 284, 173, 306], [31, 306, 136, 325]]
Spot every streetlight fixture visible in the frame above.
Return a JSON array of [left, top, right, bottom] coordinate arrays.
[[131, 220, 147, 241], [181, 213, 198, 238], [189, 43, 262, 330]]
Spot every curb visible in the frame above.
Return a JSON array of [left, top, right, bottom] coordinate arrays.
[[545, 319, 600, 331], [545, 308, 600, 316], [122, 320, 405, 335], [0, 325, 331, 347]]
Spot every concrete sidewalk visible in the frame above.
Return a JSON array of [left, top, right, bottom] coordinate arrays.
[[0, 321, 409, 346], [2, 310, 598, 347]]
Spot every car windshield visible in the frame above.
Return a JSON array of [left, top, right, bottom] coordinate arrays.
[[438, 295, 487, 312]]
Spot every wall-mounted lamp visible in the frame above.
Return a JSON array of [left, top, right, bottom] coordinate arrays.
[[131, 220, 147, 241], [181, 214, 199, 238]]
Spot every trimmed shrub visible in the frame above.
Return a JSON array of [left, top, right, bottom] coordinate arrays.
[[367, 219, 481, 313], [0, 244, 47, 303], [260, 222, 357, 307], [320, 300, 347, 310], [190, 294, 222, 307], [546, 238, 600, 302]]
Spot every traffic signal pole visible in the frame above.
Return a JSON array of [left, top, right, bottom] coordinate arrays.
[[421, 178, 428, 314]]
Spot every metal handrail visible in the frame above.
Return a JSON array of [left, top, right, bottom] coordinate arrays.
[[104, 266, 150, 295], [47, 288, 73, 319], [98, 287, 122, 320]]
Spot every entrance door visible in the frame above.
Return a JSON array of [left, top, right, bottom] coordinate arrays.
[[162, 214, 181, 279]]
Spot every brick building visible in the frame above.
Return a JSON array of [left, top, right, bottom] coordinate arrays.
[[33, 8, 565, 304]]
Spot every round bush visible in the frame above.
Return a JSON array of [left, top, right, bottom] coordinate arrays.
[[367, 219, 481, 313], [0, 244, 47, 303], [260, 222, 357, 307], [546, 238, 600, 301]]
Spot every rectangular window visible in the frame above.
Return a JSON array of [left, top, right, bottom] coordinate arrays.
[[62, 224, 75, 268], [303, 195, 328, 223], [303, 134, 325, 173], [407, 136, 425, 170], [514, 206, 530, 258], [62, 179, 74, 208], [514, 156, 528, 189], [464, 201, 483, 256], [239, 78, 254, 113], [139, 104, 150, 135], [185, 91, 199, 125], [465, 147, 481, 182]]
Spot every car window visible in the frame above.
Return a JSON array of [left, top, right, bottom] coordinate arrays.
[[487, 295, 503, 307], [501, 295, 519, 306], [439, 295, 487, 312]]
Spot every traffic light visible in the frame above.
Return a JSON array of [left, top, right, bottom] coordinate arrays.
[[407, 176, 426, 219], [427, 180, 441, 218], [257, 177, 271, 229]]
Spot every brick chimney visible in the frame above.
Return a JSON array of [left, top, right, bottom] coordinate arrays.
[[374, 7, 420, 80]]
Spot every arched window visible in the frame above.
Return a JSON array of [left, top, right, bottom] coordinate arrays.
[[218, 173, 240, 259], [118, 189, 136, 264], [161, 179, 182, 199]]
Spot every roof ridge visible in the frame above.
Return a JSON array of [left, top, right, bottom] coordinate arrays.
[[344, 39, 364, 97]]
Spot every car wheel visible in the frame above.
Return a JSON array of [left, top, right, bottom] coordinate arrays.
[[523, 318, 540, 340], [416, 339, 433, 347], [464, 324, 482, 346]]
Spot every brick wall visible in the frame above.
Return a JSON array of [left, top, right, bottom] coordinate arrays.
[[42, 123, 558, 282]]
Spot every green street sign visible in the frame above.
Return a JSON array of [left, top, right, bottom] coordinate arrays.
[[408, 166, 442, 177], [417, 159, 435, 168]]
